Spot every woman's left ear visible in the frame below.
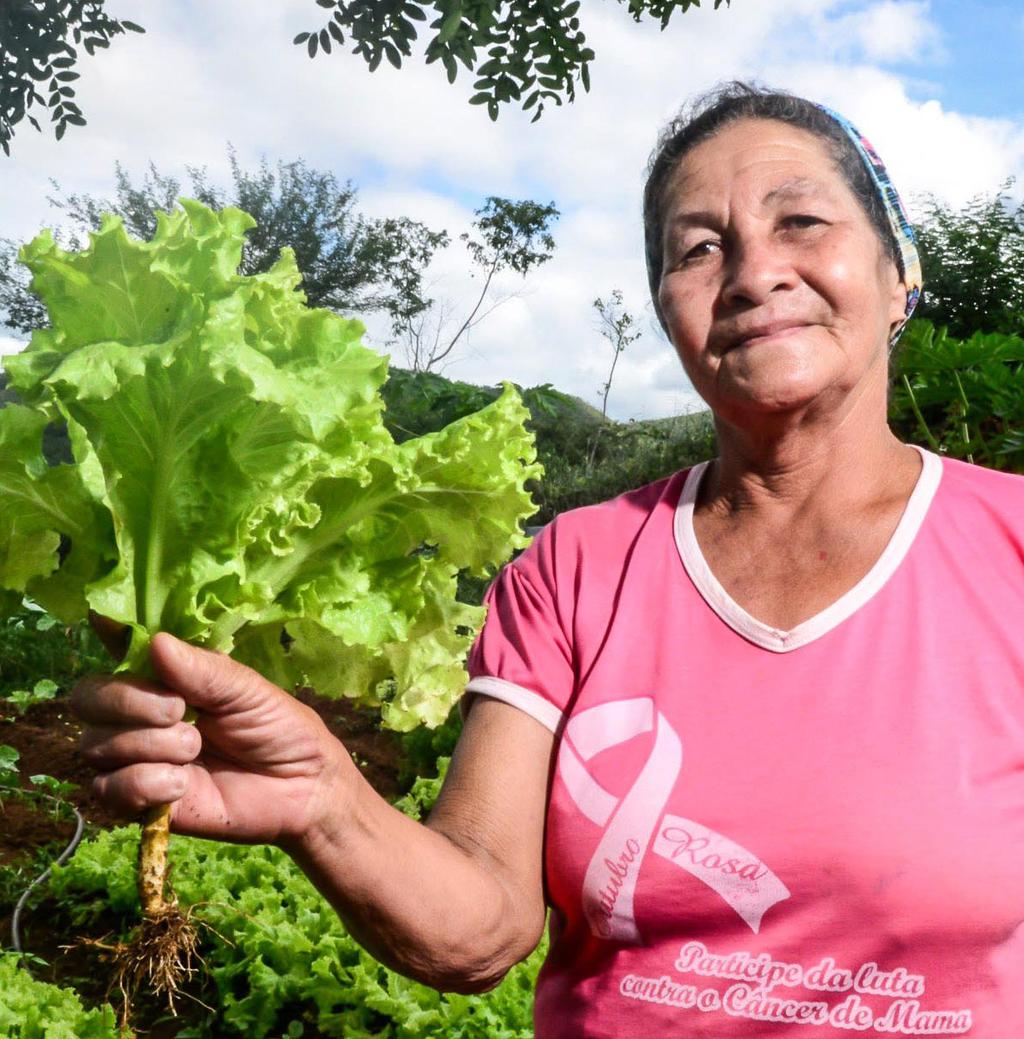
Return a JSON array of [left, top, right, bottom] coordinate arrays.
[[886, 267, 908, 341]]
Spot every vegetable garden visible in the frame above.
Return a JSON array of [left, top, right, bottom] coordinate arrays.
[[0, 197, 1021, 1036]]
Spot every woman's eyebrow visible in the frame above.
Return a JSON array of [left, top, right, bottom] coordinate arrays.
[[762, 177, 827, 205], [665, 210, 720, 233], [667, 178, 831, 231]]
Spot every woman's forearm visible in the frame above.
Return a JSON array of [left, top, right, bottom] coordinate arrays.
[[284, 757, 545, 994]]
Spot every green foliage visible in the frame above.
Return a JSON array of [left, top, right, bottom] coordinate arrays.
[[0, 954, 118, 1038], [382, 369, 502, 441], [0, 0, 143, 155], [295, 0, 728, 121], [0, 605, 107, 701], [4, 678, 59, 714], [28, 772, 77, 799], [460, 198, 558, 276], [398, 196, 559, 372], [0, 153, 449, 336], [533, 411, 717, 523], [398, 712, 462, 787], [0, 840, 69, 919], [392, 755, 450, 817], [0, 742, 75, 814], [890, 319, 1024, 471], [0, 202, 539, 730], [49, 824, 544, 1038], [914, 182, 1024, 340], [0, 741, 19, 789]]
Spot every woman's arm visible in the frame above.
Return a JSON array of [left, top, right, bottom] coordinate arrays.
[[288, 695, 553, 992], [73, 634, 554, 993]]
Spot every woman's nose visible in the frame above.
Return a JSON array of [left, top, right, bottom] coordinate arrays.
[[719, 235, 798, 308]]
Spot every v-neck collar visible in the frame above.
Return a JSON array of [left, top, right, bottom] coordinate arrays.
[[673, 445, 943, 653]]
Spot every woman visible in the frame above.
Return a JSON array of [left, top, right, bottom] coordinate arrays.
[[74, 83, 1024, 1036]]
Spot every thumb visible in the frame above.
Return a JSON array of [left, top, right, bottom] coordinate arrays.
[[149, 632, 282, 715]]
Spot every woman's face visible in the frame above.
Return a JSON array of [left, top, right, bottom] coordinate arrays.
[[657, 118, 908, 426]]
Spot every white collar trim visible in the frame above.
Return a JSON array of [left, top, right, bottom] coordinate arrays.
[[673, 445, 943, 653]]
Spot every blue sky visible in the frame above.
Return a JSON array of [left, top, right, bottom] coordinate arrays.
[[925, 0, 1024, 119], [2, 0, 1023, 420]]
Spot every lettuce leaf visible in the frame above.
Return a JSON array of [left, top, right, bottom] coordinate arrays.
[[0, 201, 539, 729]]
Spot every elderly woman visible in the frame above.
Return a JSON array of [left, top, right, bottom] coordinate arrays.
[[75, 83, 1024, 1036]]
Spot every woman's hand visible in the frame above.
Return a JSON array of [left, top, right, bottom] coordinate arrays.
[[71, 632, 353, 848], [73, 626, 554, 991]]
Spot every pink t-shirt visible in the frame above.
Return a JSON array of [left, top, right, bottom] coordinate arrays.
[[466, 447, 1024, 1038]]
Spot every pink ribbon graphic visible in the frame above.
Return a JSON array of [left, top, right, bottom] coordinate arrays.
[[558, 698, 790, 943]]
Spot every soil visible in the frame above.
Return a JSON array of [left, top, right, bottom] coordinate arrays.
[[0, 691, 407, 1036]]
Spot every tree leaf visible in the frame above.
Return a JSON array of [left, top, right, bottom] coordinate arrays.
[[437, 7, 463, 44], [384, 42, 403, 68]]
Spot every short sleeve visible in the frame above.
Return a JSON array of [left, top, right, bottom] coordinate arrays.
[[464, 523, 574, 733]]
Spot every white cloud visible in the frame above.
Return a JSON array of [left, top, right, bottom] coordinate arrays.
[[831, 1, 944, 65], [0, 336, 27, 359], [3, 0, 1023, 419], [780, 62, 1024, 210]]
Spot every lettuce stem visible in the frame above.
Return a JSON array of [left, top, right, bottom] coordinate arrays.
[[141, 439, 174, 631]]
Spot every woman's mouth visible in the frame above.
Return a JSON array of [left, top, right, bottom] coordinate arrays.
[[729, 322, 810, 350]]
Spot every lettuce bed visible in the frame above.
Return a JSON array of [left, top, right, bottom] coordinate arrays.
[[6, 763, 544, 1037]]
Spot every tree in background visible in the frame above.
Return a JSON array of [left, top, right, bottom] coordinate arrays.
[[584, 288, 643, 469], [0, 0, 143, 154], [296, 0, 730, 122], [397, 195, 558, 372], [914, 181, 1024, 339], [891, 184, 1024, 475], [593, 288, 642, 419], [0, 151, 449, 335]]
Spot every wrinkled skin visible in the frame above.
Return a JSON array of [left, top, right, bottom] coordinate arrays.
[[73, 628, 348, 848]]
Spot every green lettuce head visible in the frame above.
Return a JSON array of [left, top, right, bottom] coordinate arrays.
[[0, 200, 540, 730]]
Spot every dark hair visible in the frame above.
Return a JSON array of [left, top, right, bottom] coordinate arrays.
[[643, 81, 903, 333]]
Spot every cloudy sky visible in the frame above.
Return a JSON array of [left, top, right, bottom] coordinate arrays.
[[3, 0, 1024, 419]]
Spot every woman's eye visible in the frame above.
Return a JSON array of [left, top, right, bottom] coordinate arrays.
[[681, 239, 721, 263], [783, 214, 824, 230]]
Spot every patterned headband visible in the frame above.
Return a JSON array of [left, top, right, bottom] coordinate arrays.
[[814, 104, 923, 343]]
